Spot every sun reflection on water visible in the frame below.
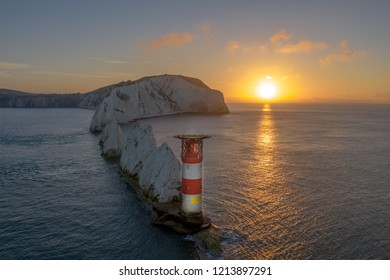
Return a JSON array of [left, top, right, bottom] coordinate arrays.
[[261, 103, 272, 112], [228, 103, 305, 259], [256, 103, 277, 182]]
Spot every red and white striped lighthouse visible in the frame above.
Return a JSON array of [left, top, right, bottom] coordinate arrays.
[[174, 135, 210, 215]]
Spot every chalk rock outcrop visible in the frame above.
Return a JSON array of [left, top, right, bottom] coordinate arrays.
[[138, 143, 182, 202], [99, 120, 126, 158], [120, 121, 181, 202], [78, 80, 133, 109], [120, 122, 158, 175], [90, 74, 229, 132]]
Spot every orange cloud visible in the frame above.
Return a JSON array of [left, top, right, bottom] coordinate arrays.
[[277, 40, 329, 54], [0, 61, 30, 79], [226, 41, 241, 54], [90, 57, 134, 64], [197, 20, 215, 37], [226, 40, 267, 55], [137, 32, 195, 51], [0, 61, 30, 70], [270, 29, 291, 45], [0, 71, 12, 78], [32, 70, 107, 79], [320, 40, 367, 66]]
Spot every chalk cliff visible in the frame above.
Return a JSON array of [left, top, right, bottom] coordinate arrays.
[[119, 121, 181, 203], [90, 74, 229, 132], [99, 120, 126, 158], [78, 80, 134, 109]]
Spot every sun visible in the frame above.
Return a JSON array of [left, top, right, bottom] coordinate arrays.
[[256, 81, 277, 100]]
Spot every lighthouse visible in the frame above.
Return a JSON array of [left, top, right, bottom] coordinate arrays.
[[174, 134, 210, 216], [152, 134, 211, 234]]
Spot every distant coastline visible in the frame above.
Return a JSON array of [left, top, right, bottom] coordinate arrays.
[[0, 79, 127, 108]]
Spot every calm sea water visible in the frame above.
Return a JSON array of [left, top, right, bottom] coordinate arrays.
[[1, 104, 389, 259]]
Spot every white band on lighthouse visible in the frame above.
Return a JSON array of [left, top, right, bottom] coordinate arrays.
[[181, 194, 202, 214], [182, 163, 202, 179]]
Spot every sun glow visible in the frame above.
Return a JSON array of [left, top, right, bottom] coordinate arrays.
[[256, 79, 277, 100]]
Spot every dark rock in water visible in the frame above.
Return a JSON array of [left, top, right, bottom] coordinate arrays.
[[152, 201, 211, 234], [193, 224, 223, 258], [152, 201, 223, 258]]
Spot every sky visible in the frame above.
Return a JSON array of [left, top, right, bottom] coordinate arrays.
[[1, 0, 390, 103]]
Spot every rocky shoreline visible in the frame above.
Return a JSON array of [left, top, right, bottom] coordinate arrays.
[[98, 119, 223, 258]]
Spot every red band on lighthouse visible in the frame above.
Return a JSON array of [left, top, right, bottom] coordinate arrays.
[[182, 178, 202, 194]]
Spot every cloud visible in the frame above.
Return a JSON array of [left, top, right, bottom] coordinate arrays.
[[277, 40, 329, 54], [0, 71, 12, 78], [226, 29, 324, 55], [31, 70, 139, 80], [269, 29, 328, 54], [320, 40, 367, 66], [32, 70, 107, 79], [226, 40, 267, 55], [91, 56, 157, 65], [373, 91, 390, 99], [90, 57, 134, 64], [137, 32, 196, 51], [226, 41, 241, 54], [0, 61, 30, 70], [197, 20, 216, 37], [270, 29, 291, 45], [0, 61, 30, 79]]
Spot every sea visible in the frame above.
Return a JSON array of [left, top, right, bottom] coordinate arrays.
[[0, 103, 389, 260]]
